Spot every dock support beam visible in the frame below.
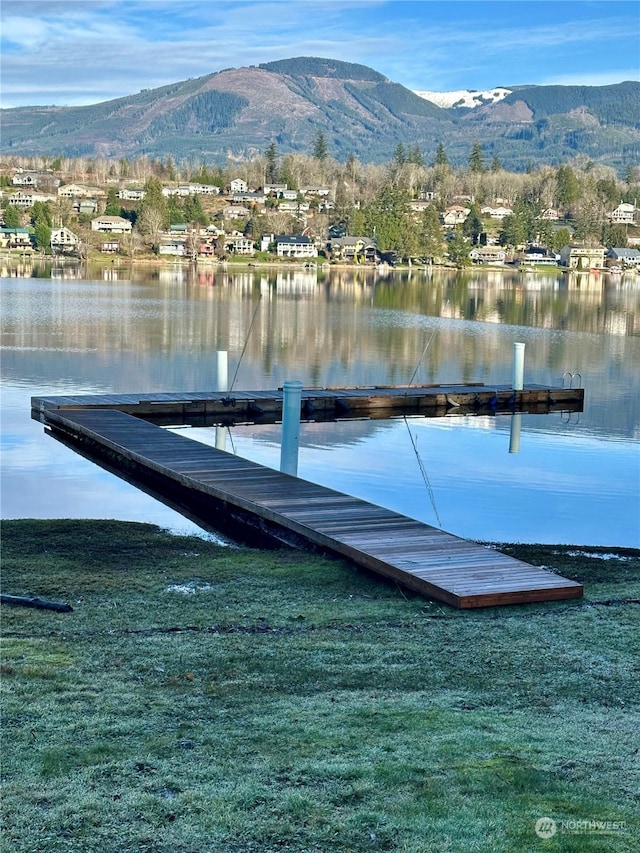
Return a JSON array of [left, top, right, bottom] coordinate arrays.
[[280, 380, 303, 476], [216, 350, 228, 450], [512, 342, 525, 391], [216, 351, 228, 392]]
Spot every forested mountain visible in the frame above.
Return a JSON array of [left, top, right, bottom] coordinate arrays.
[[1, 57, 638, 172]]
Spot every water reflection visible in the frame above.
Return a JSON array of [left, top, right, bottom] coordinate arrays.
[[1, 261, 639, 546]]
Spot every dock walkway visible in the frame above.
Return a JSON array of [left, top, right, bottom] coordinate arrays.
[[33, 395, 584, 609]]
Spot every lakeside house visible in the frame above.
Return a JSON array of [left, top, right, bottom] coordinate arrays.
[[328, 236, 378, 263], [469, 247, 507, 265], [91, 215, 132, 234], [559, 244, 606, 270], [0, 227, 33, 250], [50, 226, 80, 254], [273, 235, 318, 258], [606, 247, 640, 269]]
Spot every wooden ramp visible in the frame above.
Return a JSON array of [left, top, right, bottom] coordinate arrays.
[[39, 407, 583, 609]]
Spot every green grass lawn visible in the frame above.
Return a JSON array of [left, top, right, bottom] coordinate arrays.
[[1, 520, 638, 852]]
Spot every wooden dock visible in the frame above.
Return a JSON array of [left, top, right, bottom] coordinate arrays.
[[32, 387, 584, 609], [32, 382, 583, 426]]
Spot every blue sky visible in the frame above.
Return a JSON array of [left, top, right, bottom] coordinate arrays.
[[1, 1, 638, 108]]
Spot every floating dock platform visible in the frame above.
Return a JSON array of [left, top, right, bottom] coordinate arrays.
[[32, 384, 584, 609]]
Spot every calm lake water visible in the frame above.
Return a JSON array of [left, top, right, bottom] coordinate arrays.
[[1, 260, 639, 547]]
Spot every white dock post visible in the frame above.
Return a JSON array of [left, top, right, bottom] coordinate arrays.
[[509, 413, 522, 454], [280, 380, 303, 476], [512, 342, 525, 391], [216, 350, 228, 392], [215, 350, 228, 451]]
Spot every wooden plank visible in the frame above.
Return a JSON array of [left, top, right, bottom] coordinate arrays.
[[37, 407, 583, 610]]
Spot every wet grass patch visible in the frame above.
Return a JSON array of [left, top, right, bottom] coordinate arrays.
[[1, 520, 639, 852]]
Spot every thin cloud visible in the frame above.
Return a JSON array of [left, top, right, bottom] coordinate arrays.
[[1, 0, 637, 108]]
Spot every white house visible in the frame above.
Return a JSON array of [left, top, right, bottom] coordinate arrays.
[[162, 183, 220, 197], [274, 235, 318, 258], [91, 215, 132, 234], [608, 203, 636, 224], [301, 186, 331, 197], [229, 178, 248, 194], [263, 183, 288, 195], [442, 205, 470, 226], [118, 188, 145, 200], [481, 206, 513, 219], [7, 191, 56, 207], [469, 247, 507, 265], [50, 226, 80, 254], [158, 238, 186, 256], [225, 235, 255, 256], [12, 172, 40, 187]]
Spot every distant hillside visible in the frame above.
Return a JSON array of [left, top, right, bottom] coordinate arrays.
[[1, 57, 638, 172]]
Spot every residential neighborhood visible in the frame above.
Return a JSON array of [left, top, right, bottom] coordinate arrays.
[[1, 158, 639, 271]]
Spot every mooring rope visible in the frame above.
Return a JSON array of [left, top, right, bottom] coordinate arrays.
[[403, 416, 442, 528], [228, 293, 262, 393], [408, 320, 439, 386]]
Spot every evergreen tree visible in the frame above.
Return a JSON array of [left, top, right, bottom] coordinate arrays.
[[446, 231, 472, 266], [556, 165, 579, 208], [279, 157, 298, 191], [601, 222, 628, 248], [183, 194, 208, 227], [312, 130, 328, 163], [393, 143, 406, 166], [551, 227, 573, 254], [34, 218, 51, 251], [499, 215, 526, 248], [491, 155, 502, 172], [165, 156, 177, 182], [2, 204, 21, 228], [363, 186, 410, 254], [469, 142, 486, 173], [31, 201, 53, 227], [139, 176, 169, 229], [167, 194, 184, 225], [104, 188, 121, 217], [434, 143, 449, 168], [462, 202, 484, 245], [265, 143, 278, 183], [417, 206, 445, 260], [407, 145, 425, 167]]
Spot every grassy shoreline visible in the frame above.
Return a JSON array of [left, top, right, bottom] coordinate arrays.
[[1, 519, 638, 852]]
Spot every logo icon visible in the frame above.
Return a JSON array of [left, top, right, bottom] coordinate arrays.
[[535, 817, 557, 839]]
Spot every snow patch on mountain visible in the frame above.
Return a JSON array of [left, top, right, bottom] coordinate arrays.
[[414, 88, 512, 109]]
